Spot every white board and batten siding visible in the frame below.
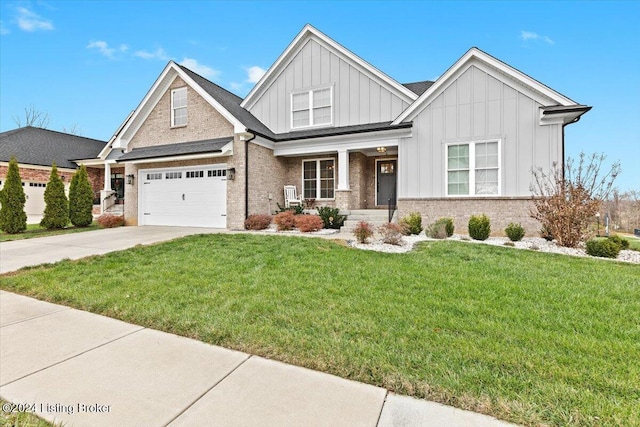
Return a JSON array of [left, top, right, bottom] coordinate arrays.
[[249, 39, 411, 133], [138, 165, 227, 228], [399, 65, 562, 199]]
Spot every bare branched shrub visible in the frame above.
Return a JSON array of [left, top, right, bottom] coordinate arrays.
[[530, 152, 621, 248]]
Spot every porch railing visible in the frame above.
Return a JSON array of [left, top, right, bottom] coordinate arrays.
[[388, 188, 397, 223]]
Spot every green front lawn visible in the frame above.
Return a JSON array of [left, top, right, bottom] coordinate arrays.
[[0, 399, 57, 427], [1, 234, 638, 427], [0, 222, 101, 242]]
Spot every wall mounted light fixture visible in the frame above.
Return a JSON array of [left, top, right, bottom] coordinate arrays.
[[227, 168, 236, 181], [376, 147, 387, 153], [126, 174, 135, 185]]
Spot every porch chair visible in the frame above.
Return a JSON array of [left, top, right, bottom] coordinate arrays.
[[284, 185, 303, 208]]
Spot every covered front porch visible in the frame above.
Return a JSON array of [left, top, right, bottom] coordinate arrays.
[[267, 123, 410, 213]]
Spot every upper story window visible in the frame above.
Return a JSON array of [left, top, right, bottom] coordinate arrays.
[[171, 87, 187, 127], [291, 87, 332, 129], [447, 140, 500, 196]]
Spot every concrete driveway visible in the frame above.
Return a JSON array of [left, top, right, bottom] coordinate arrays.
[[0, 226, 227, 274]]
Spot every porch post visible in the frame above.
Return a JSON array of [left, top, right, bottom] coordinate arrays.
[[337, 149, 349, 190], [104, 162, 112, 191]]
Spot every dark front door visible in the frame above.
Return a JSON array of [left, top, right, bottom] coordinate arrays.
[[111, 173, 124, 203], [377, 160, 397, 206]]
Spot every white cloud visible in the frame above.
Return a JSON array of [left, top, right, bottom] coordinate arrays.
[[16, 7, 53, 32], [134, 47, 170, 61], [245, 65, 266, 83], [87, 40, 116, 58], [119, 44, 129, 53], [179, 58, 220, 80], [520, 30, 554, 45]]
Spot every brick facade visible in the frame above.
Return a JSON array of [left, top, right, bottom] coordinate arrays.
[[398, 197, 541, 236], [129, 76, 234, 148], [0, 164, 104, 195]]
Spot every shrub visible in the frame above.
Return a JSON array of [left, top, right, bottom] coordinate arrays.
[[295, 214, 324, 232], [274, 211, 296, 231], [244, 214, 272, 230], [40, 164, 69, 230], [353, 221, 374, 244], [378, 222, 404, 245], [607, 234, 629, 250], [69, 165, 94, 227], [276, 202, 304, 215], [0, 157, 27, 234], [426, 218, 454, 239], [399, 212, 423, 235], [586, 238, 621, 258], [97, 214, 124, 228], [540, 226, 554, 241], [317, 206, 345, 229], [441, 217, 455, 237], [505, 222, 525, 242], [530, 152, 620, 248], [468, 214, 491, 241], [426, 221, 447, 239]]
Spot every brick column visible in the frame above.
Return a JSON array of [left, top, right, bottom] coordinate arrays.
[[335, 189, 351, 211]]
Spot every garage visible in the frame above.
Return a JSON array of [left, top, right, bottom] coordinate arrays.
[[138, 165, 227, 228], [0, 180, 49, 216]]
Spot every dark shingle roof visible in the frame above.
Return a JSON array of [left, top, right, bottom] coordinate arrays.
[[178, 65, 276, 139], [178, 64, 415, 142], [0, 127, 106, 169], [402, 81, 435, 96], [117, 138, 232, 162], [253, 122, 412, 142]]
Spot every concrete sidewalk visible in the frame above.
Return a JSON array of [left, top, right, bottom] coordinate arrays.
[[0, 291, 518, 427]]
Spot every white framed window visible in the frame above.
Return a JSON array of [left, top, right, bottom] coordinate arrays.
[[186, 170, 204, 178], [171, 87, 187, 127], [146, 173, 162, 180], [165, 171, 182, 180], [291, 87, 332, 129], [302, 159, 335, 199], [446, 140, 500, 196]]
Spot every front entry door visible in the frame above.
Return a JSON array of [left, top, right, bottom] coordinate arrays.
[[376, 160, 397, 206]]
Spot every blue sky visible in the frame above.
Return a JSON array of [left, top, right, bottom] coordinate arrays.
[[1, 1, 638, 191]]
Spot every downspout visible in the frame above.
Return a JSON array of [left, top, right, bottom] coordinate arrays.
[[561, 116, 581, 181], [244, 131, 256, 220]]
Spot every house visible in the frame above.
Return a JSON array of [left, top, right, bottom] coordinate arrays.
[[14, 24, 591, 232], [0, 127, 107, 217]]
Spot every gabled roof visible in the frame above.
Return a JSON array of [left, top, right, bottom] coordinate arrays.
[[0, 127, 106, 169], [241, 24, 418, 110], [394, 47, 584, 124], [402, 81, 435, 96], [113, 61, 248, 149]]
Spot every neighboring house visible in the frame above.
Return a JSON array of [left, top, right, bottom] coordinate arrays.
[[9, 24, 591, 231], [0, 127, 107, 216]]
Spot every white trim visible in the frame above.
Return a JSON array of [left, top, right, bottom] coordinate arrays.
[[444, 139, 502, 197], [273, 127, 411, 157], [113, 62, 245, 150], [241, 24, 417, 110], [290, 86, 334, 130], [374, 158, 398, 206], [171, 87, 188, 127], [0, 162, 77, 174], [301, 157, 335, 200], [394, 47, 578, 124], [119, 149, 233, 165]]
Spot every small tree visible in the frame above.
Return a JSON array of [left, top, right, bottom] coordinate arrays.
[[0, 157, 27, 234], [530, 152, 620, 248], [69, 165, 94, 226], [40, 164, 69, 229]]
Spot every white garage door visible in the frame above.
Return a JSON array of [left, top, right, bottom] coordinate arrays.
[[0, 180, 48, 216], [138, 165, 227, 228], [24, 182, 48, 215]]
